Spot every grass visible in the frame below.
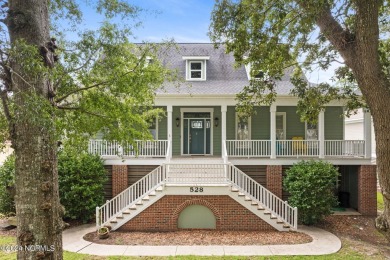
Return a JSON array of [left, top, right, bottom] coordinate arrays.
[[378, 192, 384, 211]]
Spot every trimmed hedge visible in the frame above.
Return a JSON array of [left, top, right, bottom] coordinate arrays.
[[284, 160, 339, 225]]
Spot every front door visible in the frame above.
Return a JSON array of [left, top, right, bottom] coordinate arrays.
[[190, 119, 205, 154], [183, 112, 211, 155]]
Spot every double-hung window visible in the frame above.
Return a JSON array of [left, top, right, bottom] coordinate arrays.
[[182, 56, 209, 81]]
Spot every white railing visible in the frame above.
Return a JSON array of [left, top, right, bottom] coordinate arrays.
[[96, 165, 166, 228], [165, 164, 227, 184], [276, 140, 319, 157], [226, 140, 271, 157], [227, 164, 298, 230], [88, 139, 168, 157], [325, 140, 365, 157]]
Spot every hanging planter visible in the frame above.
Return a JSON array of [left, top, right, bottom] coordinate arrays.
[[97, 226, 110, 239]]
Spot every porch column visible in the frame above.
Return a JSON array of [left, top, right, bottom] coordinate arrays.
[[221, 105, 227, 152], [270, 104, 276, 159], [319, 110, 325, 158], [363, 109, 372, 159], [167, 105, 173, 160]]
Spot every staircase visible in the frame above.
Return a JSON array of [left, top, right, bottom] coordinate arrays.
[[96, 162, 298, 231]]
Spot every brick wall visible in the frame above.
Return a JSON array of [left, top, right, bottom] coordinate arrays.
[[266, 165, 283, 198], [358, 165, 377, 215], [119, 195, 275, 232], [112, 165, 128, 197]]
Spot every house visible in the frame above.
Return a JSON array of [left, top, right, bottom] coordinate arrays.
[[90, 43, 377, 232]]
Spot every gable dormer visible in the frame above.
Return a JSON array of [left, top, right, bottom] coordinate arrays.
[[182, 56, 210, 81]]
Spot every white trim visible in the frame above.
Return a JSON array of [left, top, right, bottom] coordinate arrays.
[[180, 108, 214, 156], [276, 112, 286, 140], [182, 56, 210, 60]]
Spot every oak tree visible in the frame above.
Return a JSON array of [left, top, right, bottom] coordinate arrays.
[[0, 0, 174, 259], [210, 0, 390, 232]]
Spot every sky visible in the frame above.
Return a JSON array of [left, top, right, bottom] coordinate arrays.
[[78, 0, 338, 83]]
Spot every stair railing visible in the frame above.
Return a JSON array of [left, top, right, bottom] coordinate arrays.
[[96, 164, 166, 229], [227, 164, 298, 230]]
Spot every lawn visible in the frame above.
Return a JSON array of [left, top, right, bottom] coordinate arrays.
[[378, 192, 384, 211]]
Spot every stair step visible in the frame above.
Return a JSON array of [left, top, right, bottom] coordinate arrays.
[[270, 215, 277, 219], [264, 211, 271, 215], [142, 196, 150, 201], [156, 186, 163, 191], [277, 220, 284, 224], [109, 220, 117, 223], [129, 205, 137, 210], [238, 192, 245, 196], [244, 196, 251, 201], [251, 201, 258, 205], [231, 187, 239, 192], [116, 216, 124, 219], [135, 201, 143, 205], [149, 191, 156, 196], [257, 206, 265, 210], [283, 224, 291, 229], [122, 211, 131, 214]]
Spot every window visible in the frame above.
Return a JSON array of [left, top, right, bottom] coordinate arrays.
[[182, 56, 209, 81], [276, 112, 286, 140], [148, 118, 158, 140], [236, 114, 251, 140], [305, 122, 318, 140]]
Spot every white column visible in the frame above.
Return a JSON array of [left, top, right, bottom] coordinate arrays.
[[221, 105, 227, 143], [167, 105, 173, 160], [363, 109, 372, 159], [318, 110, 325, 158], [270, 104, 276, 159]]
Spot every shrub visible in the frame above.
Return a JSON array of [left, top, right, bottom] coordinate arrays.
[[0, 155, 15, 214], [58, 148, 107, 223], [284, 160, 339, 225]]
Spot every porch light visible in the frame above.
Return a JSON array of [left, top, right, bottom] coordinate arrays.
[[176, 117, 180, 127], [214, 117, 219, 127]]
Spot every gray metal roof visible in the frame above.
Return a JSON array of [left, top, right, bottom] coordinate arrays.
[[156, 43, 296, 96]]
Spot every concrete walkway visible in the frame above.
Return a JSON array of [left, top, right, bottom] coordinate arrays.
[[63, 225, 341, 256]]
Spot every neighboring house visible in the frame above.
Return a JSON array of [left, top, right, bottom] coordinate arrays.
[[345, 108, 376, 160], [90, 43, 377, 232]]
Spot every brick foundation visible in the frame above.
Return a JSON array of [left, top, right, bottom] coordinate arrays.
[[112, 165, 128, 197], [358, 165, 377, 215], [266, 165, 283, 198], [118, 195, 276, 232]]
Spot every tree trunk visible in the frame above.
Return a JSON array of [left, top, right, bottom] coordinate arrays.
[[7, 0, 63, 259], [309, 0, 390, 231]]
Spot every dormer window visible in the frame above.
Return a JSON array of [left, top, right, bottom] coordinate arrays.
[[182, 56, 209, 81]]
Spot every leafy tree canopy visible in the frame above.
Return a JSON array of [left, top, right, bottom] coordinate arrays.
[[209, 0, 390, 122], [0, 0, 176, 150]]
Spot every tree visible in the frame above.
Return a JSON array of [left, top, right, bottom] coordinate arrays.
[[0, 1, 174, 258], [210, 0, 390, 233]]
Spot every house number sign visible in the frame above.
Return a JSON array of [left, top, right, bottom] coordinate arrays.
[[190, 187, 204, 192]]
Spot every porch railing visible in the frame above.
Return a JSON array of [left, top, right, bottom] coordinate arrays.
[[276, 140, 320, 157], [165, 164, 227, 184], [325, 140, 365, 157], [88, 139, 168, 157], [226, 140, 271, 157], [96, 165, 166, 228], [225, 140, 365, 158], [228, 164, 298, 230]]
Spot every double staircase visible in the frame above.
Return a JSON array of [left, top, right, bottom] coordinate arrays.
[[96, 160, 298, 232]]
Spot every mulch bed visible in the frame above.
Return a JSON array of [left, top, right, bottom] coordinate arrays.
[[84, 230, 312, 246]]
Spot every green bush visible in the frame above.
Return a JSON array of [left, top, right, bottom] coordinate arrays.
[[58, 148, 107, 223], [284, 160, 339, 225], [0, 155, 15, 215]]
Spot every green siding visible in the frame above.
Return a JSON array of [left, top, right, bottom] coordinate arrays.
[[172, 106, 181, 155], [277, 106, 305, 139], [158, 107, 167, 140], [325, 106, 344, 140], [213, 107, 222, 155], [252, 106, 270, 139], [226, 106, 236, 140]]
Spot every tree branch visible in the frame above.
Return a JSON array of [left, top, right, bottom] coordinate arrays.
[[56, 105, 109, 119]]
